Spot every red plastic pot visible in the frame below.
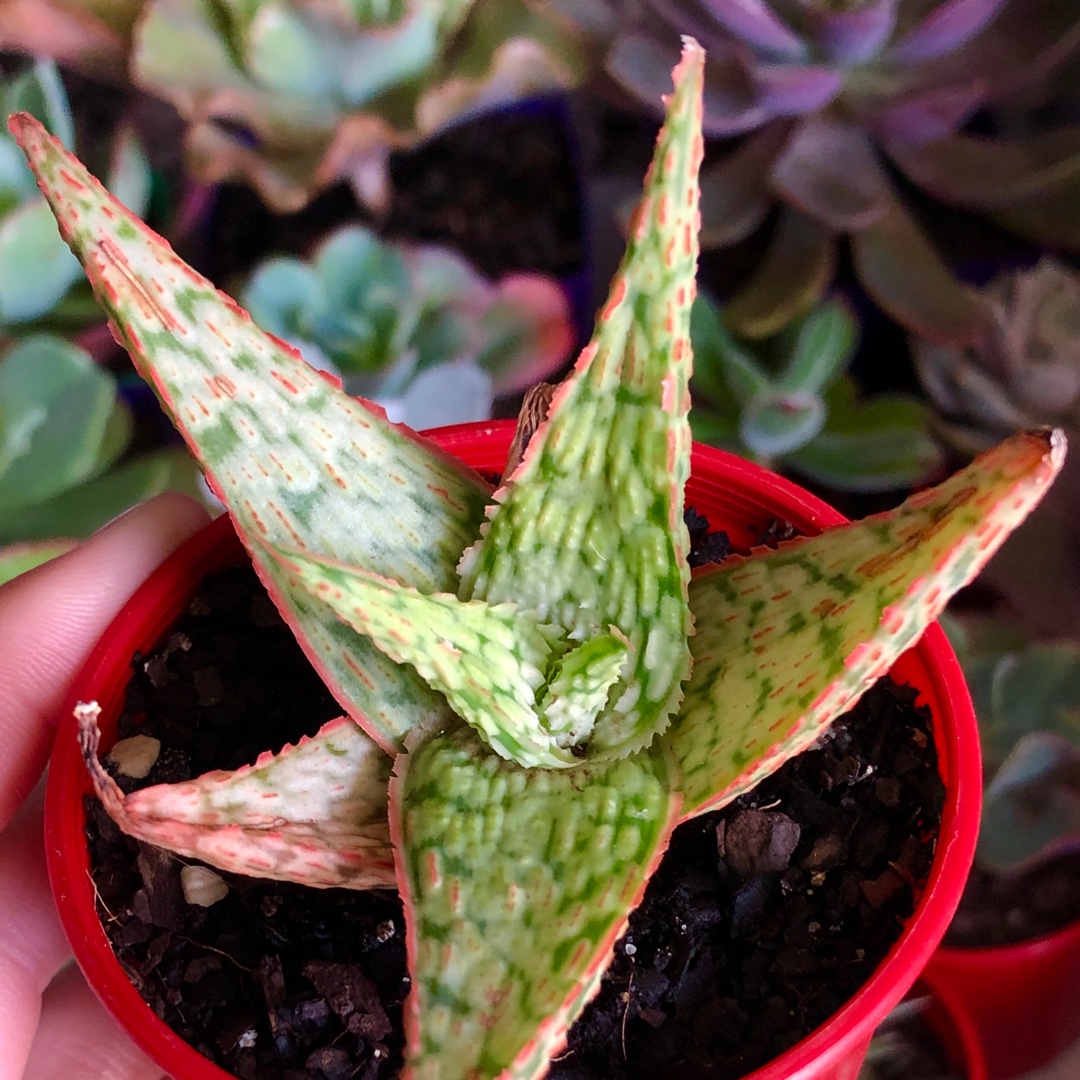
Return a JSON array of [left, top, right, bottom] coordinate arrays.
[[45, 422, 982, 1080], [915, 973, 989, 1080], [926, 918, 1080, 1079]]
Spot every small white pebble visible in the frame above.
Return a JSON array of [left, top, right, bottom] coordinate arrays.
[[376, 919, 396, 942], [107, 735, 161, 779], [237, 1030, 257, 1049], [807, 922, 821, 933], [624, 942, 637, 956], [181, 865, 229, 907]]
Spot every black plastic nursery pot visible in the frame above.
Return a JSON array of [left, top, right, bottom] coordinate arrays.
[[45, 422, 983, 1080]]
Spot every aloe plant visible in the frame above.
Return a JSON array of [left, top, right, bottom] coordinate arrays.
[[691, 292, 943, 492], [548, 0, 1080, 344], [0, 333, 201, 575], [0, 57, 150, 336], [242, 225, 573, 428], [11, 41, 1066, 1079]]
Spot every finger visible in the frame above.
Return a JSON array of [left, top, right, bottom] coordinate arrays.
[[0, 787, 72, 1079], [0, 493, 211, 830], [24, 963, 166, 1080]]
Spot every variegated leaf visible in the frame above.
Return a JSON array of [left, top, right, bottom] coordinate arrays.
[[11, 112, 494, 754], [268, 543, 635, 767], [77, 707, 395, 889], [394, 726, 680, 1080], [457, 41, 704, 761], [669, 428, 1066, 819]]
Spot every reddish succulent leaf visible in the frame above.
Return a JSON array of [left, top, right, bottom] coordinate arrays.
[[807, 0, 897, 64], [890, 0, 1009, 63], [724, 207, 837, 339], [755, 64, 843, 116], [703, 0, 806, 58], [456, 41, 704, 760], [10, 112, 494, 754], [768, 116, 891, 231], [698, 123, 789, 249], [394, 726, 680, 1080], [77, 707, 396, 889], [851, 198, 990, 345], [669, 429, 1066, 819], [906, 1, 1080, 106], [887, 127, 1080, 208], [873, 83, 986, 147]]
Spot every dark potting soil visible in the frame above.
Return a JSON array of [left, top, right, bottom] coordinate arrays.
[[205, 101, 584, 293], [86, 522, 944, 1080], [944, 852, 1080, 949]]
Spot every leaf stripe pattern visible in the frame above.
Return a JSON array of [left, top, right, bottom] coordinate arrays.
[[10, 111, 493, 753], [456, 42, 705, 760], [77, 709, 395, 889], [394, 727, 680, 1080], [669, 428, 1065, 818]]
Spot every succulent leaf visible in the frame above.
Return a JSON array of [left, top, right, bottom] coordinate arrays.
[[697, 123, 790, 248], [851, 199, 989, 346], [10, 111, 495, 754], [888, 127, 1080, 211], [979, 730, 1080, 873], [807, 0, 897, 64], [264, 543, 583, 768], [0, 334, 114, 509], [782, 384, 942, 494], [77, 707, 396, 889], [774, 298, 857, 395], [723, 207, 836, 338], [670, 428, 1066, 819], [890, 0, 1009, 63], [394, 725, 680, 1080], [0, 448, 202, 545], [455, 41, 705, 760], [768, 117, 890, 232], [705, 0, 805, 58]]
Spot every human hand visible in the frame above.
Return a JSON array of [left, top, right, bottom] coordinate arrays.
[[0, 494, 210, 1080]]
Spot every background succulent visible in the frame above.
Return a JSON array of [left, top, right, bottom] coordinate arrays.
[[0, 333, 200, 582], [13, 44, 1064, 1079], [0, 0, 142, 79], [127, 0, 587, 213], [690, 291, 942, 492], [945, 615, 1080, 876], [542, 0, 1080, 345], [0, 56, 151, 338], [915, 258, 1080, 458], [241, 225, 574, 429]]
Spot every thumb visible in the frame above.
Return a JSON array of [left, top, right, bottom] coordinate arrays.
[[0, 494, 211, 830]]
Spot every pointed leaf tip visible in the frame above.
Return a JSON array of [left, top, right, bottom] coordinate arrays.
[[670, 427, 1065, 819], [13, 111, 493, 756], [76, 703, 396, 890], [455, 30, 704, 762]]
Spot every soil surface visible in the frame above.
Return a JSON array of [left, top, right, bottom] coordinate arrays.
[[944, 852, 1080, 949], [87, 520, 944, 1080]]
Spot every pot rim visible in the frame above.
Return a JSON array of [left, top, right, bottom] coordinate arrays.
[[933, 912, 1080, 964], [45, 420, 982, 1080]]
